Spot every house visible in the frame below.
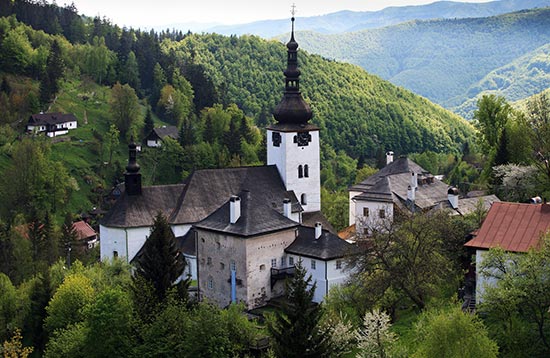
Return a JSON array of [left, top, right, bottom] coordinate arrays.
[[347, 154, 499, 237], [26, 112, 77, 137], [72, 220, 98, 251], [145, 125, 178, 147], [465, 201, 550, 303], [100, 17, 356, 308]]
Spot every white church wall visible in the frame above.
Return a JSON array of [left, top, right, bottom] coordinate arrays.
[[267, 129, 321, 213], [348, 190, 362, 226]]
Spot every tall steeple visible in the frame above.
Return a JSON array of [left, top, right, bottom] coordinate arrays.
[[272, 13, 312, 125], [124, 137, 142, 196], [267, 8, 321, 214]]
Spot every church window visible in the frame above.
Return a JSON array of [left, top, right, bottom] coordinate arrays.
[[113, 251, 118, 258], [311, 260, 316, 270], [289, 256, 294, 266], [298, 165, 303, 178], [272, 132, 281, 147], [296, 131, 311, 146], [207, 276, 214, 289], [301, 193, 307, 205], [304, 165, 309, 178], [271, 258, 277, 268], [379, 209, 386, 219], [363, 207, 369, 217]]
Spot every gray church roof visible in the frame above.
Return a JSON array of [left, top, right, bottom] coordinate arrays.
[[101, 165, 302, 228], [194, 190, 299, 237], [285, 226, 359, 260]]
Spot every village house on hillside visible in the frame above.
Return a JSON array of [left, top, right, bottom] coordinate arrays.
[[26, 112, 77, 137], [100, 17, 356, 309], [465, 201, 550, 304], [145, 125, 178, 147], [344, 152, 499, 238]]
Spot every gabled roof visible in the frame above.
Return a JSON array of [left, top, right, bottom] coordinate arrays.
[[354, 176, 393, 203], [194, 190, 299, 237], [350, 157, 426, 192], [170, 165, 301, 224], [285, 226, 359, 260], [72, 220, 96, 241], [147, 126, 179, 141], [101, 165, 302, 228], [465, 202, 550, 253], [28, 112, 77, 126], [177, 228, 196, 256], [439, 195, 500, 216], [101, 184, 186, 228]]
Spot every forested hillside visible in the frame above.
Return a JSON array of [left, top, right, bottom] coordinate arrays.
[[292, 7, 550, 110], [205, 0, 550, 37], [454, 43, 550, 118]]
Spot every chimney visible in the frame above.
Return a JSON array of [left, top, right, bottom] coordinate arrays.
[[407, 185, 415, 202], [283, 198, 292, 218], [315, 222, 322, 240], [531, 196, 542, 204], [411, 172, 418, 189], [229, 195, 241, 224], [386, 151, 394, 165], [448, 187, 459, 209]]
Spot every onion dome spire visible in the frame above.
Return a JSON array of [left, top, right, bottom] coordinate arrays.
[[273, 13, 313, 125], [125, 136, 142, 196]]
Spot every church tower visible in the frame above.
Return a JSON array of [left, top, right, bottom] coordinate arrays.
[[267, 15, 320, 213], [124, 138, 142, 196]]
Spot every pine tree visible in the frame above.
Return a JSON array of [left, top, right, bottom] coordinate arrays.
[[133, 212, 188, 302], [143, 106, 154, 137], [267, 261, 323, 358], [494, 126, 509, 166]]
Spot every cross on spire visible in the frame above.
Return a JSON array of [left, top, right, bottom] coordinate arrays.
[[291, 3, 297, 17]]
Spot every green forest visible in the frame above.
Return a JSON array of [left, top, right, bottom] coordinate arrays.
[[292, 7, 550, 110]]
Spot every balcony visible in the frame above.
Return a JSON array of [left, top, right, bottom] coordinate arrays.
[[270, 266, 295, 289]]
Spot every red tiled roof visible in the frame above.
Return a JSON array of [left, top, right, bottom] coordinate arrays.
[[73, 220, 96, 241], [465, 202, 550, 252]]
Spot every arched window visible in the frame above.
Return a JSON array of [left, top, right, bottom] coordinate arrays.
[[298, 165, 303, 178], [304, 164, 309, 178], [301, 193, 307, 205]]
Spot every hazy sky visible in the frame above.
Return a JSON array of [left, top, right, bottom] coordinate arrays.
[[62, 0, 495, 28]]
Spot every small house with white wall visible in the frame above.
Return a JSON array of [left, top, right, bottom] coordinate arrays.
[[26, 112, 77, 137], [465, 201, 550, 303], [145, 125, 179, 147]]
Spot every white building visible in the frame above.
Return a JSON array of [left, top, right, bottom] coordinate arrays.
[[347, 155, 499, 237], [26, 112, 78, 137]]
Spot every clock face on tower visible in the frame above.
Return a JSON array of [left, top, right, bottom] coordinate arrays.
[[294, 131, 311, 147]]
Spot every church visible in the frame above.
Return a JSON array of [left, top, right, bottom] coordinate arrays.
[[100, 17, 356, 309]]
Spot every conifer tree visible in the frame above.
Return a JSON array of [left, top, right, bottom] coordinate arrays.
[[267, 261, 323, 358], [143, 106, 154, 138], [133, 212, 188, 302]]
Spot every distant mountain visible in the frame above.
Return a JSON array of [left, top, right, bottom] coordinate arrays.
[[202, 0, 550, 37], [290, 7, 550, 111], [453, 44, 550, 118]]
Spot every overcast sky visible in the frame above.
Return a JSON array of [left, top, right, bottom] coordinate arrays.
[[61, 0, 495, 28]]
